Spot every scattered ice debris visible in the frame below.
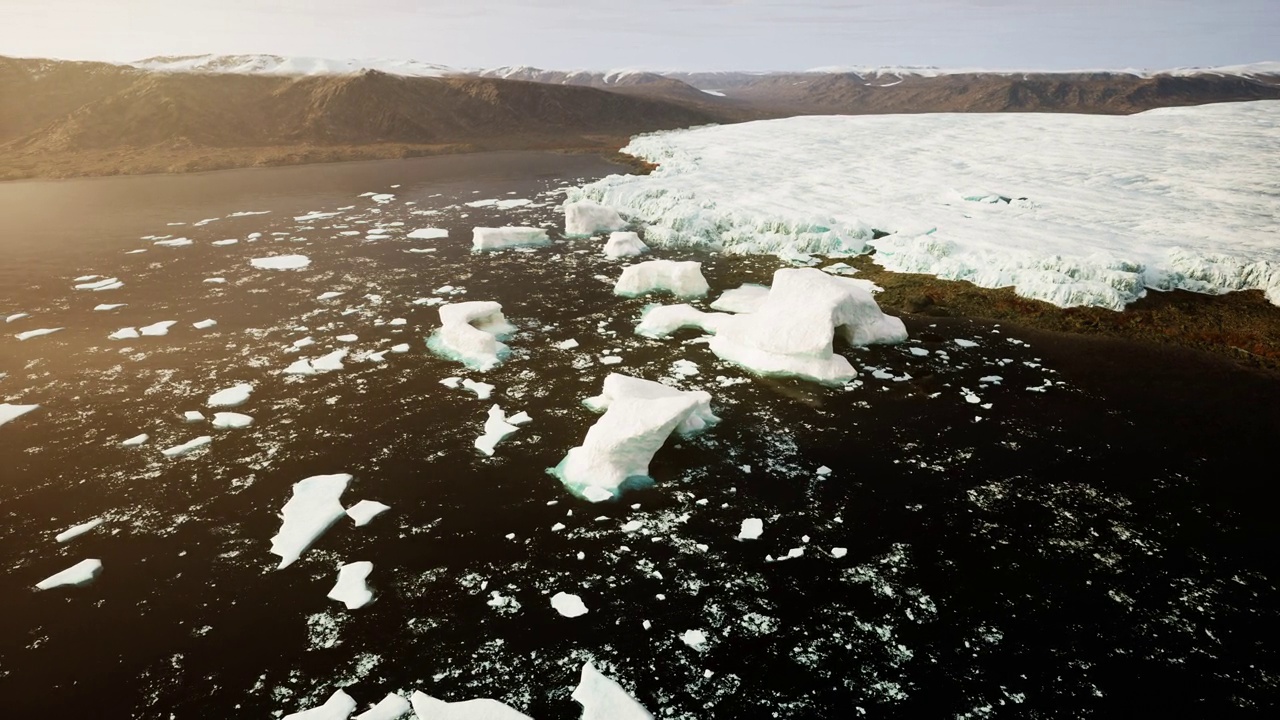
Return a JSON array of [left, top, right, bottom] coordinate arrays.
[[603, 231, 649, 259], [250, 254, 310, 270], [462, 379, 495, 400], [553, 374, 717, 502], [564, 199, 627, 236], [555, 338, 580, 350], [427, 301, 515, 372], [120, 433, 149, 446], [955, 338, 980, 348], [183, 410, 206, 423], [831, 547, 848, 558], [0, 403, 40, 427], [708, 268, 907, 384], [390, 343, 410, 353], [614, 260, 709, 299], [35, 559, 103, 590], [161, 436, 212, 458], [282, 689, 357, 720], [153, 238, 193, 247], [55, 518, 103, 543], [317, 291, 344, 301], [15, 327, 63, 341], [737, 518, 764, 540], [409, 693, 532, 720], [269, 473, 352, 569], [93, 304, 126, 311], [211, 412, 253, 429], [572, 662, 654, 720], [327, 561, 375, 609], [208, 383, 253, 407], [680, 629, 709, 651], [352, 693, 412, 720], [75, 277, 122, 291], [407, 227, 449, 239], [474, 405, 527, 456], [551, 592, 590, 618], [472, 226, 550, 251], [345, 500, 391, 527], [192, 319, 217, 329]]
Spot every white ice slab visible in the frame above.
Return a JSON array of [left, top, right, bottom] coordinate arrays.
[[251, 254, 311, 270], [212, 412, 253, 429], [603, 231, 649, 259], [75, 277, 121, 290], [120, 433, 149, 446], [269, 473, 352, 569], [283, 690, 357, 720], [353, 694, 411, 720], [35, 559, 102, 590], [564, 199, 627, 237], [408, 228, 448, 240], [614, 260, 708, 299], [471, 227, 550, 251], [139, 321, 176, 336], [427, 301, 515, 372], [207, 383, 252, 407], [153, 238, 193, 247], [55, 518, 104, 543], [737, 518, 764, 540], [93, 304, 126, 311], [0, 403, 40, 427], [15, 328, 63, 341], [345, 500, 390, 527], [193, 319, 217, 329], [409, 693, 532, 720], [551, 592, 589, 618], [327, 561, 374, 609], [572, 662, 654, 720], [474, 404, 522, 456], [161, 436, 211, 458]]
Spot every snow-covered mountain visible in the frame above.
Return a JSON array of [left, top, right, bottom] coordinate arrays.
[[130, 54, 459, 77], [799, 62, 1280, 80]]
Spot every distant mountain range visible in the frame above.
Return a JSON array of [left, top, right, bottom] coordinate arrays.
[[2, 53, 1278, 180]]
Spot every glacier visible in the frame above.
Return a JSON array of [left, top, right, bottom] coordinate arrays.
[[571, 101, 1280, 309]]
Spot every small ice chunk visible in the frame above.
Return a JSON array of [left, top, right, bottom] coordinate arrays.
[[94, 304, 126, 311], [572, 662, 654, 720], [407, 228, 448, 239], [979, 375, 1004, 384], [353, 694, 411, 720], [564, 199, 626, 237], [269, 473, 352, 569], [462, 379, 495, 399], [183, 410, 206, 423], [551, 592, 589, 618], [55, 518, 104, 543], [208, 383, 252, 407], [75, 277, 121, 290], [0, 403, 40, 427], [737, 518, 764, 540], [955, 338, 979, 348], [816, 465, 832, 476], [679, 629, 708, 651], [250, 254, 310, 270], [311, 350, 348, 371], [614, 260, 709, 299], [283, 690, 357, 720], [475, 405, 522, 456], [327, 561, 374, 609], [555, 338, 580, 350], [293, 337, 316, 348], [212, 412, 253, 429], [908, 347, 930, 357], [427, 301, 515, 372], [635, 304, 726, 339], [211, 239, 238, 246], [388, 318, 407, 326], [16, 328, 63, 341], [161, 436, 211, 458], [153, 237, 193, 247], [390, 343, 410, 353], [472, 227, 550, 251], [345, 500, 391, 527], [193, 319, 217, 329], [203, 278, 227, 284], [120, 433, 149, 446], [603, 231, 648, 259], [284, 359, 317, 375], [139, 321, 176, 336], [5, 312, 29, 322], [35, 559, 103, 590], [317, 292, 344, 301], [831, 547, 848, 558], [507, 411, 531, 425], [336, 334, 358, 342], [440, 377, 462, 389], [409, 693, 532, 720]]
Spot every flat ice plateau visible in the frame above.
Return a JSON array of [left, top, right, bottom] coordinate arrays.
[[574, 101, 1280, 309]]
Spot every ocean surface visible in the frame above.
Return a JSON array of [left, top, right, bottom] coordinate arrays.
[[0, 152, 1276, 718]]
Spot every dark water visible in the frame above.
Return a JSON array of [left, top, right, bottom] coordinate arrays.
[[1, 153, 1277, 718]]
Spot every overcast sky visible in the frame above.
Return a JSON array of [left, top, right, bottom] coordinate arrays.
[[0, 0, 1274, 72]]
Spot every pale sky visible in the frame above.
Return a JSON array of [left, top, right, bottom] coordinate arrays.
[[0, 0, 1274, 72]]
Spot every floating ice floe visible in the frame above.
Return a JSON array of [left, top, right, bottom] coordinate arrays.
[[93, 304, 126, 311], [603, 231, 649, 259], [139, 321, 177, 336], [35, 559, 102, 590], [208, 383, 252, 407], [474, 405, 530, 456], [193, 319, 217, 329], [345, 500, 390, 527], [573, 663, 654, 720], [407, 227, 449, 240], [551, 591, 589, 618], [5, 312, 29, 322], [212, 412, 253, 429], [427, 301, 515, 372], [250, 254, 311, 270], [390, 343, 410, 353], [555, 338, 580, 350], [317, 291, 344, 301], [564, 199, 627, 237], [327, 561, 374, 609], [353, 693, 412, 720], [120, 433, 149, 446], [710, 283, 770, 314], [55, 518, 104, 543], [282, 690, 357, 720], [0, 403, 40, 427], [270, 473, 352, 569], [336, 334, 358, 343], [572, 102, 1280, 308], [737, 518, 764, 540], [635, 304, 725, 339], [211, 239, 239, 246], [614, 260, 709, 299], [410, 693, 532, 720], [15, 327, 63, 341], [680, 629, 709, 651], [161, 436, 212, 458], [552, 374, 717, 502], [183, 410, 206, 423], [153, 238, 193, 247], [472, 226, 550, 251], [75, 277, 122, 291], [109, 327, 140, 340]]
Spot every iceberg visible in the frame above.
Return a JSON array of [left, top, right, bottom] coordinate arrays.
[[408, 228, 448, 240], [427, 302, 515, 372], [211, 412, 253, 429], [120, 433, 149, 446], [55, 518, 104, 543], [614, 260, 709, 299], [269, 473, 352, 569], [737, 518, 764, 540], [353, 694, 411, 720], [161, 436, 212, 458], [572, 663, 653, 720], [0, 403, 39, 427], [471, 227, 550, 251], [75, 277, 121, 290], [603, 232, 649, 259], [327, 561, 374, 609], [474, 405, 527, 457], [139, 321, 177, 336], [552, 374, 717, 502], [250, 254, 311, 270], [15, 327, 63, 340], [36, 559, 102, 590], [283, 690, 357, 720], [564, 199, 626, 237], [550, 591, 589, 618], [635, 304, 726, 339], [193, 319, 217, 329], [345, 500, 391, 527], [109, 327, 140, 340], [409, 692, 532, 720], [208, 383, 252, 407]]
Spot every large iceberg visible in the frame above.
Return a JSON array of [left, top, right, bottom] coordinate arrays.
[[427, 302, 516, 372], [409, 692, 532, 720], [270, 473, 352, 569], [614, 260, 709, 299], [552, 374, 717, 502], [572, 663, 653, 720], [571, 101, 1280, 308], [564, 199, 627, 237], [472, 227, 550, 251]]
